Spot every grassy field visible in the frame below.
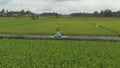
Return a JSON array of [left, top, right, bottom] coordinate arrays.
[[0, 39, 120, 68], [0, 17, 120, 36], [0, 17, 120, 68]]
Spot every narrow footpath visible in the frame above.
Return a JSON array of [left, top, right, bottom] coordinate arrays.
[[0, 34, 120, 41]]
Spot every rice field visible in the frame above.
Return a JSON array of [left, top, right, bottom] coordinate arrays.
[[0, 17, 120, 36], [0, 17, 120, 68], [0, 39, 120, 68]]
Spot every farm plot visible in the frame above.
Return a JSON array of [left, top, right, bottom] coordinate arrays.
[[0, 17, 120, 36], [0, 39, 120, 68]]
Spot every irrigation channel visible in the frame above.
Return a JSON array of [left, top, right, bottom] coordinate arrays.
[[0, 34, 120, 41]]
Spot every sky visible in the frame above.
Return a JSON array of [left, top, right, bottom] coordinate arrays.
[[0, 0, 120, 14]]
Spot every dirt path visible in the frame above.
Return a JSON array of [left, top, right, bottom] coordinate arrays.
[[0, 34, 120, 41]]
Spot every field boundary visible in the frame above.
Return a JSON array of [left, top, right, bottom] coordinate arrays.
[[0, 34, 120, 41]]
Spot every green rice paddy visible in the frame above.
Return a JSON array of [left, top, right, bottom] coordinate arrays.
[[0, 39, 120, 68], [0, 17, 120, 36], [0, 17, 120, 68]]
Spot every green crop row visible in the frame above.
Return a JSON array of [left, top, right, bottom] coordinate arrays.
[[0, 39, 120, 68]]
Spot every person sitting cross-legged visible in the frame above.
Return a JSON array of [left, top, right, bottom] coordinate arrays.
[[55, 28, 62, 38]]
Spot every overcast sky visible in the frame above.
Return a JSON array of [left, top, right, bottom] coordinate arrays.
[[0, 0, 120, 14]]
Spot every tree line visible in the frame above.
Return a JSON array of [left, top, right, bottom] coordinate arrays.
[[0, 9, 34, 17], [70, 9, 120, 17], [0, 9, 120, 17]]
